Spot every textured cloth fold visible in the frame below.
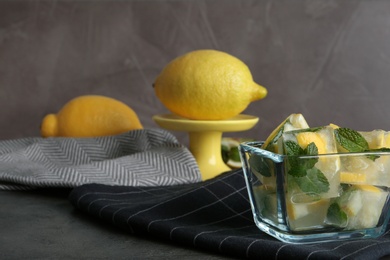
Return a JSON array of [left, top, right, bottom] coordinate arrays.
[[0, 129, 201, 190], [69, 169, 390, 260]]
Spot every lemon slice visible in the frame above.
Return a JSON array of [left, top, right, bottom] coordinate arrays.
[[287, 198, 330, 220], [286, 193, 330, 231], [340, 171, 367, 184], [222, 137, 253, 169], [329, 123, 340, 129], [354, 184, 381, 193], [296, 131, 327, 154]]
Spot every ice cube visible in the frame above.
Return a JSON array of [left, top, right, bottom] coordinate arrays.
[[336, 185, 388, 230], [286, 192, 330, 231], [282, 126, 341, 198], [262, 113, 309, 154]]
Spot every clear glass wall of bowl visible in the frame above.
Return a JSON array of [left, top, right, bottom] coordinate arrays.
[[239, 141, 390, 244]]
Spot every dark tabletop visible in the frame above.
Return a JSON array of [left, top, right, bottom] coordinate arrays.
[[0, 189, 232, 259]]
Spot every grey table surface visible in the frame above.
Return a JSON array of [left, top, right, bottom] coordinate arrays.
[[3, 189, 390, 260], [0, 189, 233, 259]]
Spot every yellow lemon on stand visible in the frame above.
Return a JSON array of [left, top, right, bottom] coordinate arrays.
[[153, 49, 267, 120], [41, 95, 143, 137]]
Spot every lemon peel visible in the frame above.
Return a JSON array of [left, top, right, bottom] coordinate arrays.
[[154, 49, 267, 120], [41, 95, 143, 137]]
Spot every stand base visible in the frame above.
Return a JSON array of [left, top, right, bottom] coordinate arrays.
[[153, 114, 259, 180]]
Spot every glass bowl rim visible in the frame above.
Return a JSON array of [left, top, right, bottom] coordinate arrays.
[[239, 141, 390, 160]]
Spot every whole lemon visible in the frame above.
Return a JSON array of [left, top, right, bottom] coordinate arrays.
[[153, 49, 267, 120], [41, 95, 143, 137]]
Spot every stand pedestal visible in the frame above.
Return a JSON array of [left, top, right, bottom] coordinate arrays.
[[153, 114, 259, 180]]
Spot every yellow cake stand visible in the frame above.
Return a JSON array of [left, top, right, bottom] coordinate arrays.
[[152, 114, 259, 181]]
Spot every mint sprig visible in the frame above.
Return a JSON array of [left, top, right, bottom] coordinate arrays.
[[285, 141, 319, 177], [334, 127, 390, 161], [285, 140, 330, 194]]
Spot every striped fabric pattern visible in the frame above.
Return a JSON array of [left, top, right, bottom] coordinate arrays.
[[0, 129, 201, 190], [70, 169, 390, 260]]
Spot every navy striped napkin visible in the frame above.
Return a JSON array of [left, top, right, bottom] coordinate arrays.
[[0, 129, 201, 190], [69, 169, 390, 260]]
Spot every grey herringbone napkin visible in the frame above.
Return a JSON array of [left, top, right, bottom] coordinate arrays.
[[0, 129, 201, 190]]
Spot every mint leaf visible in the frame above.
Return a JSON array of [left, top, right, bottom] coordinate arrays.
[[366, 154, 380, 161], [305, 142, 318, 155], [371, 148, 390, 152], [284, 140, 303, 156], [303, 142, 319, 169], [302, 126, 323, 133], [285, 139, 330, 194], [221, 144, 242, 163], [366, 147, 390, 161], [285, 141, 306, 177], [288, 164, 308, 177], [229, 146, 240, 162], [327, 202, 348, 227], [335, 128, 369, 152], [334, 128, 390, 161], [294, 167, 330, 194], [221, 145, 229, 163], [285, 141, 319, 177]]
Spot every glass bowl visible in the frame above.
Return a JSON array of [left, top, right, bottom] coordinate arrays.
[[239, 141, 390, 244]]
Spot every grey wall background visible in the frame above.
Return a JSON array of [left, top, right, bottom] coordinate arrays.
[[1, 0, 390, 145]]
